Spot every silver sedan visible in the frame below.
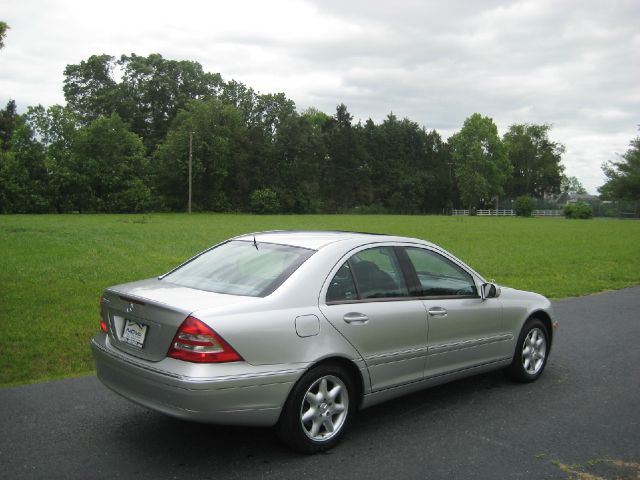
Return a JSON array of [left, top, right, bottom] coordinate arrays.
[[92, 231, 557, 453]]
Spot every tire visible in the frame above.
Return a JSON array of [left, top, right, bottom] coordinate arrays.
[[507, 318, 549, 382], [276, 364, 355, 454]]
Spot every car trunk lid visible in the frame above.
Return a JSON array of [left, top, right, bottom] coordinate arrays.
[[102, 278, 253, 362]]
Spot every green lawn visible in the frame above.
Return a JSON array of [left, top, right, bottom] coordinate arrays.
[[1, 213, 639, 387]]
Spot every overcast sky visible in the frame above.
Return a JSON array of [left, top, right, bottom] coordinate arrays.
[[1, 0, 638, 193]]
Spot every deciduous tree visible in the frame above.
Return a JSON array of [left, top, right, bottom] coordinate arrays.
[[63, 55, 120, 124], [71, 113, 150, 212], [0, 117, 50, 212], [64, 54, 224, 152], [449, 113, 510, 210], [118, 53, 223, 150], [155, 99, 248, 211], [24, 104, 80, 212], [560, 175, 587, 195], [503, 123, 564, 198]]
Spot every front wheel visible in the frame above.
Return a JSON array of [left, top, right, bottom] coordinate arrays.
[[507, 318, 549, 382], [276, 364, 355, 453]]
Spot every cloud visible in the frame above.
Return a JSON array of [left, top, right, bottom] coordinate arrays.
[[1, 0, 638, 193]]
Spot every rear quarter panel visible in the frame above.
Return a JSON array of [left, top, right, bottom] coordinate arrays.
[[196, 304, 365, 368]]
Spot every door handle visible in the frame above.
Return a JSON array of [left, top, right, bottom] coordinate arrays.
[[343, 312, 369, 324], [428, 307, 448, 318]]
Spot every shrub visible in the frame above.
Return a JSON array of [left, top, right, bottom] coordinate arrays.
[[514, 195, 535, 217], [249, 188, 280, 214], [564, 202, 593, 219]]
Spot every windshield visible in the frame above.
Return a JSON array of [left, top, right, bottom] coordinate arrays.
[[162, 240, 315, 297]]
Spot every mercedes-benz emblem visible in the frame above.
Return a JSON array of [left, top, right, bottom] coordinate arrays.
[[125, 303, 134, 313]]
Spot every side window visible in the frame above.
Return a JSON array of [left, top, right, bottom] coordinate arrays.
[[350, 247, 409, 299], [326, 247, 410, 303], [326, 263, 358, 303], [405, 248, 477, 297]]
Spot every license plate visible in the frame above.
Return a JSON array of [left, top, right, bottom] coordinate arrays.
[[122, 319, 148, 348]]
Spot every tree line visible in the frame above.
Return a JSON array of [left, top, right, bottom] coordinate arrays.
[[0, 52, 588, 214]]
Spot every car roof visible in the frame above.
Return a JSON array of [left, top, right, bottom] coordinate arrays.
[[233, 230, 425, 250]]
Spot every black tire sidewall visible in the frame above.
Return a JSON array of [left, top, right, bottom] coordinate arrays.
[[276, 364, 355, 454]]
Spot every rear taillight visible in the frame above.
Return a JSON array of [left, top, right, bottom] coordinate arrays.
[[99, 297, 108, 333], [168, 316, 242, 363]]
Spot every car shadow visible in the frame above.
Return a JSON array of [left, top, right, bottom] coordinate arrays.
[[102, 367, 533, 475]]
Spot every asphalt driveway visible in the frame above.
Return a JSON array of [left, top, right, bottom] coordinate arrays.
[[1, 287, 639, 479]]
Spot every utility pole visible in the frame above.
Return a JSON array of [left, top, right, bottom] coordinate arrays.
[[188, 132, 193, 213]]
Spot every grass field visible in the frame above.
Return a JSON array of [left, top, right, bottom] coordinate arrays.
[[1, 213, 639, 387]]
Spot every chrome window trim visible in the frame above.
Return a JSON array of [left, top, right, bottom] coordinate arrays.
[[321, 241, 486, 306], [325, 294, 480, 306]]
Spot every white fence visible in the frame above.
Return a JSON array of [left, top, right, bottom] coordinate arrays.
[[533, 210, 562, 216], [477, 209, 514, 216], [452, 209, 562, 217]]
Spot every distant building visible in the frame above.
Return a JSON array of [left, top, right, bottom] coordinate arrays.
[[550, 192, 598, 206]]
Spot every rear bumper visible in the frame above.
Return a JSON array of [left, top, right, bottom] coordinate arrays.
[[91, 334, 304, 426]]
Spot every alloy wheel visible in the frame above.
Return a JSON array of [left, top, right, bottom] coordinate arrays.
[[521, 327, 547, 375], [299, 374, 349, 442]]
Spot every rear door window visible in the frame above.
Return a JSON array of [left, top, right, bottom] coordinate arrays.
[[326, 246, 409, 302]]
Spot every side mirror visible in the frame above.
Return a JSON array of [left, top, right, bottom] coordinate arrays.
[[481, 282, 500, 300]]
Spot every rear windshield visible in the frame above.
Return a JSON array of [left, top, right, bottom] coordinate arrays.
[[162, 240, 315, 297]]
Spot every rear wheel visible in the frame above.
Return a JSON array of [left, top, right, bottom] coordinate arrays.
[[507, 318, 549, 382], [276, 364, 355, 453]]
